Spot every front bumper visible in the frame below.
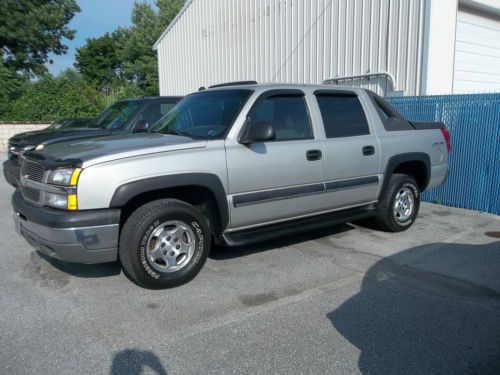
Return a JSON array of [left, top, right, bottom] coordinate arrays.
[[12, 190, 120, 264], [3, 160, 20, 187]]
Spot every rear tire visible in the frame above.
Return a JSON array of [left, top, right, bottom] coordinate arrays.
[[119, 199, 211, 289], [375, 174, 420, 232]]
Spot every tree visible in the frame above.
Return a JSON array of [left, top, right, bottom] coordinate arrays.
[[8, 71, 104, 121], [0, 0, 80, 77], [119, 0, 184, 95], [0, 59, 26, 117], [73, 0, 184, 96], [75, 30, 126, 88]]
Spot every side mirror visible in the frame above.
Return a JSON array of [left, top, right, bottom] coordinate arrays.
[[134, 120, 150, 133], [239, 121, 276, 144]]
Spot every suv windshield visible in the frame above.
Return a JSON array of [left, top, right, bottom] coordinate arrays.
[[88, 101, 141, 130], [150, 90, 251, 139]]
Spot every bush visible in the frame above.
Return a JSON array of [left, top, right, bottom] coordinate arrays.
[[7, 75, 104, 121], [4, 72, 146, 121]]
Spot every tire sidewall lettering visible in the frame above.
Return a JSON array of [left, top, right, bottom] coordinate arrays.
[[403, 182, 419, 199], [140, 219, 161, 279], [191, 221, 204, 264]]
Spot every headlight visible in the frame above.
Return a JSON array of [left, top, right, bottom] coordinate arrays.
[[45, 167, 81, 210], [45, 193, 67, 210], [47, 168, 81, 186], [8, 145, 35, 156], [44, 192, 78, 210]]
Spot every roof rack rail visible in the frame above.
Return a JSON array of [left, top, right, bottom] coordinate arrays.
[[209, 81, 257, 88]]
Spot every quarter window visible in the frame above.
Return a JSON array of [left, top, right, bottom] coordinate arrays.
[[248, 95, 313, 141], [316, 94, 370, 138]]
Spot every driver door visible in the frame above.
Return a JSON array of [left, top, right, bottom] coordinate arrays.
[[225, 90, 325, 229]]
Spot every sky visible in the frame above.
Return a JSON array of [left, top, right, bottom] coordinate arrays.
[[47, 0, 155, 75]]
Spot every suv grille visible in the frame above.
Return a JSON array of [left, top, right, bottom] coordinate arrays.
[[21, 186, 41, 202], [20, 159, 45, 182], [20, 159, 46, 205]]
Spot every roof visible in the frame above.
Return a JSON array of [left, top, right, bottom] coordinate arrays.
[[153, 0, 194, 50]]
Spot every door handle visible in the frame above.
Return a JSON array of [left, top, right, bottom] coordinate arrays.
[[362, 146, 375, 156], [306, 149, 322, 161]]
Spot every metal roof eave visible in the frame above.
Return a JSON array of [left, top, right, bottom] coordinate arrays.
[[152, 0, 194, 50]]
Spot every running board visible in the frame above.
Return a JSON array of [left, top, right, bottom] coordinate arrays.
[[219, 205, 377, 247]]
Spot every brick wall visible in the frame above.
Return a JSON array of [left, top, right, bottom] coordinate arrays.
[[0, 122, 51, 151]]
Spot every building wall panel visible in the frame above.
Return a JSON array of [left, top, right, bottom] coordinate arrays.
[[155, 0, 424, 96]]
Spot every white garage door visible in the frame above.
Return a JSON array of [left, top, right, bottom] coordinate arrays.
[[453, 9, 500, 93]]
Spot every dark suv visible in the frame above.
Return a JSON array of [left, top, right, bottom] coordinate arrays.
[[4, 96, 181, 187]]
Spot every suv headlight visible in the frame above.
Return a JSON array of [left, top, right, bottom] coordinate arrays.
[[47, 168, 81, 186], [45, 168, 81, 210]]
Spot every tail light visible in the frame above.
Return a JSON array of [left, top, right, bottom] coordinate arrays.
[[440, 128, 451, 153]]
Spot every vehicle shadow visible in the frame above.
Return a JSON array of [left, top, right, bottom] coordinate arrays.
[[327, 240, 500, 375], [36, 251, 121, 278], [210, 223, 355, 260], [110, 349, 168, 375]]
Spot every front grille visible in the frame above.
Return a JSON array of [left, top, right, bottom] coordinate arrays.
[[21, 186, 41, 202], [20, 159, 46, 205], [20, 159, 45, 182]]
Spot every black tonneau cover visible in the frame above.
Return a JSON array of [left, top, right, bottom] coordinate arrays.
[[411, 122, 445, 130]]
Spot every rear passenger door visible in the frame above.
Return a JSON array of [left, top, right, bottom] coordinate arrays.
[[226, 90, 325, 229], [314, 91, 381, 210]]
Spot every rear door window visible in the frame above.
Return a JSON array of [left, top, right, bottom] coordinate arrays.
[[315, 94, 370, 138]]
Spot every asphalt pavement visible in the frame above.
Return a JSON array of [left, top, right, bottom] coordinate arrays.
[[0, 153, 499, 375]]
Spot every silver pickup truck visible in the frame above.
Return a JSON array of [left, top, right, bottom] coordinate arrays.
[[12, 83, 450, 288]]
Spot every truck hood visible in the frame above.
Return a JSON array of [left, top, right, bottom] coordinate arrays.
[[9, 127, 109, 147], [29, 132, 206, 168]]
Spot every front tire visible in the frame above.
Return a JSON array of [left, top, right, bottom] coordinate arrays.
[[119, 199, 211, 289], [375, 174, 420, 232]]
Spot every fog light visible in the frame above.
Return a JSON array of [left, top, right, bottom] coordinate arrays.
[[45, 193, 67, 210]]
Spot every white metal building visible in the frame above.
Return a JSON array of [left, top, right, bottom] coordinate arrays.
[[154, 0, 500, 96]]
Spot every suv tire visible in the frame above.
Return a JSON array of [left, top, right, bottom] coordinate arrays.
[[375, 174, 420, 232], [119, 199, 211, 289]]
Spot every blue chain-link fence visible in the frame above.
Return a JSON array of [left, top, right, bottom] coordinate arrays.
[[387, 93, 500, 215]]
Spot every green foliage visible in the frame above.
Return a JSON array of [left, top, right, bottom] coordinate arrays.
[[8, 71, 104, 121], [0, 60, 27, 117], [75, 0, 184, 96], [119, 0, 184, 95], [0, 0, 80, 77], [1, 0, 185, 120], [75, 31, 126, 88]]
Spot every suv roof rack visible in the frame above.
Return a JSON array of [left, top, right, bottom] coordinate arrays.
[[209, 81, 257, 88]]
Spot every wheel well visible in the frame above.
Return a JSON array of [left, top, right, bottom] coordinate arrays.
[[393, 161, 428, 191], [119, 186, 222, 236]]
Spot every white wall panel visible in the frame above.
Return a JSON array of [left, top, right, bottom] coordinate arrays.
[[155, 0, 425, 96], [453, 8, 500, 93]]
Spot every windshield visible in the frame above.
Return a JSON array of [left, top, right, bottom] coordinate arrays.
[[88, 101, 141, 130], [150, 89, 252, 139], [47, 120, 65, 130]]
